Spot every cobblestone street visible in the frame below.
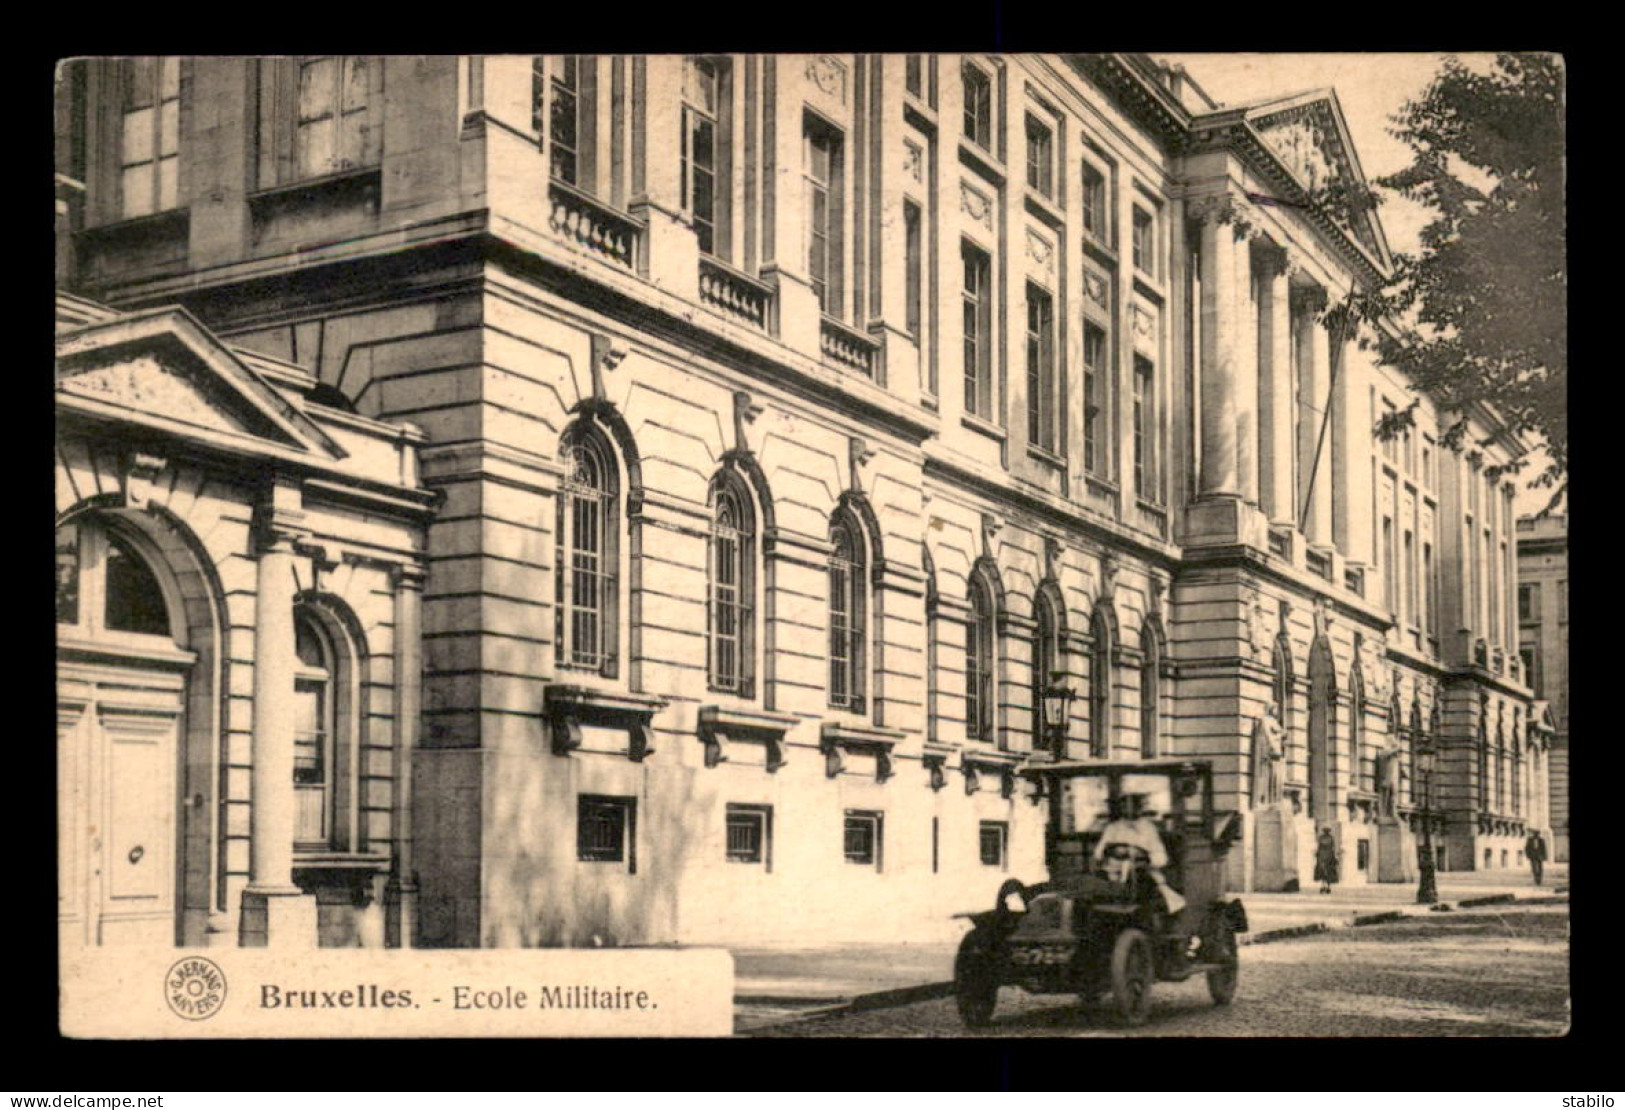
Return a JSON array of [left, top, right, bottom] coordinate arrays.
[[748, 903, 1569, 1037]]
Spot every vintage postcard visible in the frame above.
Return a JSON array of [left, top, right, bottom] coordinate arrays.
[[53, 52, 1566, 1039]]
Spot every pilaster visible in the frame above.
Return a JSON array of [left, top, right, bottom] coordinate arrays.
[[629, 55, 700, 300], [385, 563, 425, 949], [1258, 246, 1294, 525]]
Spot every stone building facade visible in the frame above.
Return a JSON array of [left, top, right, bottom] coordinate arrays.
[[55, 54, 1547, 949], [1517, 514, 1567, 861]]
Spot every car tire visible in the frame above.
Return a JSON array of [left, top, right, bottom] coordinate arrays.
[[1109, 927, 1154, 1027], [954, 932, 998, 1028], [1205, 924, 1239, 1006]]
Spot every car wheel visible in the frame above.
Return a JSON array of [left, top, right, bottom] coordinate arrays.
[[954, 933, 998, 1028], [1109, 927, 1154, 1027], [1205, 924, 1239, 1006]]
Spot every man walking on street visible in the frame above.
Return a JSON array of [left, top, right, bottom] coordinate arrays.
[[1524, 830, 1547, 886]]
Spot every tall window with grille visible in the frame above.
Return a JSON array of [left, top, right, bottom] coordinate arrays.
[[806, 117, 844, 316], [293, 612, 334, 847], [556, 426, 619, 675], [828, 513, 866, 712], [1082, 322, 1107, 475], [962, 242, 993, 420], [682, 57, 720, 254], [904, 200, 923, 342], [708, 475, 755, 695], [1032, 593, 1058, 756], [962, 62, 992, 150], [1351, 667, 1368, 790], [1132, 355, 1157, 501], [1140, 622, 1161, 759], [294, 56, 379, 180], [119, 57, 180, 219], [966, 573, 996, 744], [1090, 609, 1113, 758], [844, 810, 882, 867], [1026, 284, 1057, 452]]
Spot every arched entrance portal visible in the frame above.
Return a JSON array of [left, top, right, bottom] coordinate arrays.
[[57, 510, 211, 946], [1307, 637, 1336, 826]]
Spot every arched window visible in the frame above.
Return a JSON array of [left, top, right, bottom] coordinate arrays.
[[56, 518, 176, 641], [966, 570, 996, 743], [1349, 665, 1366, 790], [708, 473, 755, 695], [1032, 592, 1058, 756], [557, 424, 620, 675], [828, 512, 866, 711], [1140, 619, 1161, 759], [1089, 607, 1113, 758], [924, 550, 939, 744], [294, 612, 335, 847]]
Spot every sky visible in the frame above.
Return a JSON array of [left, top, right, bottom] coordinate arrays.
[[1156, 53, 1559, 515]]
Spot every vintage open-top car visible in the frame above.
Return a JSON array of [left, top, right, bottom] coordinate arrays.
[[954, 757, 1248, 1027]]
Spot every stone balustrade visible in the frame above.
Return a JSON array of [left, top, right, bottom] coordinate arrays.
[[819, 315, 880, 378], [699, 256, 773, 332], [548, 181, 642, 271]]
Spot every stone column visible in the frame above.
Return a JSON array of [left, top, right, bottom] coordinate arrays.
[[385, 564, 425, 949], [240, 485, 318, 947], [1234, 236, 1259, 506], [1331, 310, 1371, 565], [1296, 287, 1333, 545], [1258, 250, 1295, 524], [1198, 206, 1240, 498]]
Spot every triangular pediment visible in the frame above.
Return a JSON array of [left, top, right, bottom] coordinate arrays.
[[56, 305, 338, 458], [1242, 90, 1391, 266]]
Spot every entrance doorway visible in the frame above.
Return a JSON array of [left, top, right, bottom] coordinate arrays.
[[57, 516, 195, 945]]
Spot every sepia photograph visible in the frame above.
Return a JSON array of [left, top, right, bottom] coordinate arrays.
[[51, 52, 1568, 1042]]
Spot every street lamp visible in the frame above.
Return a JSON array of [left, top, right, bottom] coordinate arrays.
[[1041, 671, 1075, 759], [1416, 736, 1440, 905]]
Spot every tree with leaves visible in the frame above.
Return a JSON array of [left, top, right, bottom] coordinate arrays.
[[1351, 53, 1566, 508]]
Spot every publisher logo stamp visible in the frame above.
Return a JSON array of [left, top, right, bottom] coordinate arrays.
[[165, 957, 227, 1021]]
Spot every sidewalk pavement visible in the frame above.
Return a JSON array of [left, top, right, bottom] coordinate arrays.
[[731, 863, 1569, 1015]]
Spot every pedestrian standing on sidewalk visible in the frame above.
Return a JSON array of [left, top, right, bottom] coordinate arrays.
[[1314, 828, 1340, 894], [1524, 830, 1547, 885]]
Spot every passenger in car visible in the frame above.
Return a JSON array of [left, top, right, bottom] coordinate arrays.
[[1092, 793, 1187, 914]]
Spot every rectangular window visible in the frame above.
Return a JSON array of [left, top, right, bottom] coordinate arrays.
[[1081, 163, 1108, 243], [725, 804, 771, 866], [805, 118, 844, 317], [293, 56, 378, 182], [1404, 529, 1416, 625], [1133, 355, 1156, 500], [548, 56, 581, 185], [904, 200, 922, 339], [844, 810, 882, 868], [1025, 114, 1053, 198], [979, 821, 1008, 868], [931, 816, 940, 873], [1382, 515, 1396, 615], [905, 55, 925, 100], [1025, 284, 1056, 451], [1424, 542, 1437, 639], [1514, 581, 1540, 624], [577, 795, 635, 870], [119, 56, 181, 219], [1083, 322, 1107, 475], [1521, 645, 1542, 696], [681, 57, 719, 255], [1131, 207, 1155, 276], [1381, 399, 1399, 464], [962, 62, 992, 150], [1357, 839, 1370, 872], [962, 241, 993, 419], [1422, 438, 1435, 489]]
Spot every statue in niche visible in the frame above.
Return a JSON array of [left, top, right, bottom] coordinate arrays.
[[1252, 704, 1286, 808], [1376, 731, 1406, 820]]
